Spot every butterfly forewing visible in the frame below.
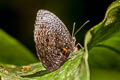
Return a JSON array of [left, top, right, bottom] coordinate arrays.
[[34, 10, 75, 72]]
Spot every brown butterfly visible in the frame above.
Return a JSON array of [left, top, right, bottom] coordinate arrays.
[[34, 9, 89, 72]]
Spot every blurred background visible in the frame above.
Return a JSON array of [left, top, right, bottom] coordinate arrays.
[[0, 0, 114, 54], [1, 0, 119, 80]]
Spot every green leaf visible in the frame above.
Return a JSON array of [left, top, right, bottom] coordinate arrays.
[[84, 0, 120, 80], [90, 68, 120, 80], [0, 29, 38, 65], [85, 0, 120, 70], [0, 49, 89, 80]]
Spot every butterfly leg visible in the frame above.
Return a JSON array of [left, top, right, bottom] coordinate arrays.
[[75, 43, 83, 49]]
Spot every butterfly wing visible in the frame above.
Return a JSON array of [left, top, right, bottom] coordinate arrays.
[[34, 10, 75, 71]]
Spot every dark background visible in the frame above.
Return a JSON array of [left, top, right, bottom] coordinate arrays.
[[0, 0, 114, 55]]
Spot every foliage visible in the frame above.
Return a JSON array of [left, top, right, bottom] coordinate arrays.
[[0, 0, 120, 80]]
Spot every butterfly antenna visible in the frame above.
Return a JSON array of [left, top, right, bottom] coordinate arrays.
[[74, 20, 90, 36], [72, 22, 76, 37]]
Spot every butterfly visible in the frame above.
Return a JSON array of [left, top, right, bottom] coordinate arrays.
[[34, 9, 89, 72]]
